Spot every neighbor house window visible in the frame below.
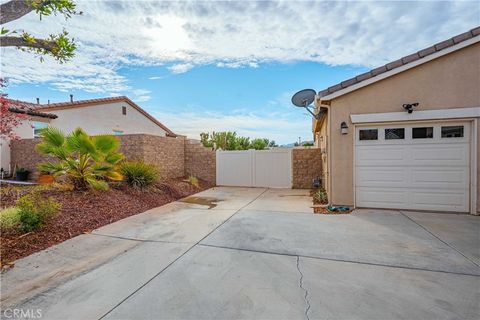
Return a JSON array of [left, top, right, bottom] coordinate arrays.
[[113, 130, 123, 136], [385, 128, 405, 140], [412, 127, 433, 139], [359, 129, 378, 140], [122, 106, 127, 115], [33, 122, 49, 138], [441, 126, 464, 138]]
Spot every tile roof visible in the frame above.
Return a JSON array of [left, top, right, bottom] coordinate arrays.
[[318, 26, 480, 99], [35, 96, 177, 137]]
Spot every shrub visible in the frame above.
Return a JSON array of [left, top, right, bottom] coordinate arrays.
[[186, 175, 199, 188], [16, 193, 60, 232], [313, 189, 328, 204], [0, 207, 20, 229], [36, 127, 124, 190], [120, 161, 159, 188]]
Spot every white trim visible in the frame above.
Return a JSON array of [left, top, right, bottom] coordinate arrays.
[[321, 36, 480, 101], [351, 107, 480, 124], [471, 119, 478, 215]]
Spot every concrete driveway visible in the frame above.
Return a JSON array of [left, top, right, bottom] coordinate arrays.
[[1, 187, 479, 320]]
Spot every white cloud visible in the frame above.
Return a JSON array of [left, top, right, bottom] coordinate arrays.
[[148, 76, 165, 80], [154, 108, 312, 144], [132, 89, 151, 102], [168, 63, 194, 74], [1, 0, 478, 93]]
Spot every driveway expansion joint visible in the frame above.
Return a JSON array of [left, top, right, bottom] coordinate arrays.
[[400, 211, 480, 268], [198, 243, 480, 277], [296, 256, 311, 320]]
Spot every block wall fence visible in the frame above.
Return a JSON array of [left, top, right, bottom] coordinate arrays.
[[10, 135, 321, 188]]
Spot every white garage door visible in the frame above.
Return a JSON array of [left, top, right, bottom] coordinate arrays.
[[355, 122, 470, 212]]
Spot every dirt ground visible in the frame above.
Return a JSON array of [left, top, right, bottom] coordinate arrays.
[[0, 178, 213, 265]]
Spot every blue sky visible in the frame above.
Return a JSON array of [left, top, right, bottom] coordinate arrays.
[[2, 1, 479, 143]]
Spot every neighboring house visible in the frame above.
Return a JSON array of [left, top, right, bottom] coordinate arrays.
[[0, 96, 176, 173], [0, 108, 57, 175], [313, 27, 480, 214]]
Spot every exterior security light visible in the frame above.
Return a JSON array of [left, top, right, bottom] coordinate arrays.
[[403, 102, 419, 114], [340, 121, 349, 135]]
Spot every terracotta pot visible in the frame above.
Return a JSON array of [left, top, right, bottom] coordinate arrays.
[[38, 174, 54, 184]]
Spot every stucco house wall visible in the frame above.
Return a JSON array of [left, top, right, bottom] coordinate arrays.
[[318, 42, 480, 211], [46, 101, 167, 136]]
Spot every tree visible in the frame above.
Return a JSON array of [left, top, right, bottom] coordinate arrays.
[[249, 138, 268, 150], [0, 79, 30, 140], [36, 127, 124, 190], [236, 136, 250, 150], [268, 140, 278, 148], [200, 131, 273, 151], [1, 0, 79, 62]]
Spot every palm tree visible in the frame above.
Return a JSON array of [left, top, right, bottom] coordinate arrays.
[[36, 127, 123, 190]]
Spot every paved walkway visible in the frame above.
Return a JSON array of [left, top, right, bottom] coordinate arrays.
[[1, 187, 479, 319]]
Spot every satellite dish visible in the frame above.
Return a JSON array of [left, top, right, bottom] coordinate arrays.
[[291, 89, 316, 108]]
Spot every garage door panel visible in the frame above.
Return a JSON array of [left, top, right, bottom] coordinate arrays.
[[356, 187, 408, 208], [356, 146, 406, 166], [411, 168, 469, 189], [411, 144, 469, 166], [356, 167, 407, 187], [411, 190, 469, 212]]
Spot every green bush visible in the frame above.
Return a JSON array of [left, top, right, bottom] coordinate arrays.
[[0, 207, 21, 229], [313, 189, 328, 204], [120, 161, 159, 188], [185, 175, 199, 188], [16, 194, 60, 232], [36, 127, 124, 190]]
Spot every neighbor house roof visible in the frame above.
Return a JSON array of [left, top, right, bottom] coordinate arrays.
[[36, 96, 177, 137], [8, 106, 58, 119], [318, 27, 480, 101]]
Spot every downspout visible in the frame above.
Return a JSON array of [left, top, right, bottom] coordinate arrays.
[[314, 95, 332, 201]]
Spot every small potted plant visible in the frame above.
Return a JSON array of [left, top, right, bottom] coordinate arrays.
[[15, 167, 30, 181]]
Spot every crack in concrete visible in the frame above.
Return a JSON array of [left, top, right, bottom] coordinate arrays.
[[89, 232, 192, 245], [296, 256, 311, 320]]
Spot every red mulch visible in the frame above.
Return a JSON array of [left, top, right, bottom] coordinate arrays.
[[310, 189, 352, 214], [0, 178, 213, 266]]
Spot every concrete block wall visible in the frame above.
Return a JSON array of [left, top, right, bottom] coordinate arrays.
[[292, 148, 322, 189], [10, 134, 216, 182], [119, 135, 185, 180], [184, 139, 216, 183]]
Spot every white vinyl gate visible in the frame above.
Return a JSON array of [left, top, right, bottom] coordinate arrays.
[[216, 149, 292, 188]]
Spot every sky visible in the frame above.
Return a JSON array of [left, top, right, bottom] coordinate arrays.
[[1, 0, 479, 144]]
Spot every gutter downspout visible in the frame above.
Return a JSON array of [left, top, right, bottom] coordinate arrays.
[[314, 95, 332, 202]]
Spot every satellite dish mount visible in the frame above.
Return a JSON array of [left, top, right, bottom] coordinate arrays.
[[291, 89, 320, 119]]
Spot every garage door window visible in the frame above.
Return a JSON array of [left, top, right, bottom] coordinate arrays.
[[412, 127, 433, 139], [385, 128, 404, 140], [359, 129, 378, 140], [441, 126, 464, 138]]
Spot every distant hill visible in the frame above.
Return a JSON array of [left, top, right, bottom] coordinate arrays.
[[280, 140, 314, 148]]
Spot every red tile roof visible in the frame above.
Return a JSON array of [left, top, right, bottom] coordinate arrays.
[[318, 26, 480, 99]]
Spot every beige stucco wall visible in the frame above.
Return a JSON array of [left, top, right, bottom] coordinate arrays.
[[48, 102, 167, 136], [321, 42, 480, 212]]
